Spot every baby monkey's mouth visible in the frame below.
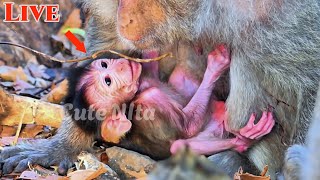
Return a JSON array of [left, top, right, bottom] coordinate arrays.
[[129, 60, 142, 82]]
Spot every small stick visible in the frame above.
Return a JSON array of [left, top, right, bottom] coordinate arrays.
[[34, 78, 65, 96], [0, 42, 172, 63], [13, 105, 28, 145], [260, 165, 269, 176], [0, 103, 4, 112], [108, 50, 173, 63]]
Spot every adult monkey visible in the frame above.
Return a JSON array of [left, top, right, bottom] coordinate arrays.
[[80, 0, 320, 178], [283, 85, 320, 180]]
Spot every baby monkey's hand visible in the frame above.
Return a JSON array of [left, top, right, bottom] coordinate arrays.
[[205, 45, 230, 84]]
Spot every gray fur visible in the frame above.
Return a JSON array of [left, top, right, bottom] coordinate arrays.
[[303, 85, 320, 179], [284, 85, 320, 179], [76, 0, 320, 178], [0, 116, 95, 174], [283, 145, 306, 180], [208, 151, 259, 177]]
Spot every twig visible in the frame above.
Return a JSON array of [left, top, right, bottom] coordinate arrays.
[[0, 42, 172, 63], [0, 42, 73, 63], [34, 78, 65, 96], [108, 50, 172, 63], [0, 103, 4, 113], [260, 166, 268, 176], [13, 104, 28, 145]]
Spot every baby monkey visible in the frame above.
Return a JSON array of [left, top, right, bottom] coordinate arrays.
[[0, 45, 275, 175], [77, 45, 275, 158]]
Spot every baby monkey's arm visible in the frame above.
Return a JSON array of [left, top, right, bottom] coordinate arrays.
[[180, 45, 230, 137]]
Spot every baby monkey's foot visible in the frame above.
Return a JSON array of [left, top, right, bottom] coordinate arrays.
[[239, 111, 275, 140], [232, 111, 275, 153], [205, 45, 230, 82]]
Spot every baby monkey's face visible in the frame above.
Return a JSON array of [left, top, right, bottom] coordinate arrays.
[[78, 58, 142, 111], [90, 58, 142, 90]]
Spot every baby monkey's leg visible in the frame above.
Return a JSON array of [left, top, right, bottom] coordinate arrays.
[[181, 45, 230, 137], [169, 66, 200, 99], [171, 110, 275, 155], [238, 112, 275, 140]]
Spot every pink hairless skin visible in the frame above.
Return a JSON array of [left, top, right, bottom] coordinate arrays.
[[80, 45, 275, 156], [168, 45, 275, 155]]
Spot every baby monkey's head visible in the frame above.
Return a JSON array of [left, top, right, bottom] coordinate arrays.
[[78, 58, 142, 111], [66, 58, 141, 138]]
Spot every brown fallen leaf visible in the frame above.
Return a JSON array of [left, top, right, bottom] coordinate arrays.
[[0, 172, 21, 179], [99, 152, 109, 164], [0, 66, 28, 82], [74, 151, 119, 179], [19, 171, 39, 179], [0, 88, 64, 128], [20, 125, 44, 138], [19, 170, 67, 180], [41, 79, 68, 104], [67, 169, 97, 180], [234, 166, 270, 180], [85, 165, 108, 180], [0, 126, 17, 137]]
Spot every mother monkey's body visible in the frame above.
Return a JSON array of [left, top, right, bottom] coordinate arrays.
[[82, 0, 320, 178]]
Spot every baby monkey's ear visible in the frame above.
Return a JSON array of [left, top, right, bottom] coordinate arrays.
[[100, 111, 132, 143]]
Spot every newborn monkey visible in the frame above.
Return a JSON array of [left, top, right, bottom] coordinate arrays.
[[0, 46, 274, 174], [82, 45, 274, 157]]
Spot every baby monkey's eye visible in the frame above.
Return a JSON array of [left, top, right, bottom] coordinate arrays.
[[105, 77, 112, 86], [101, 62, 108, 68]]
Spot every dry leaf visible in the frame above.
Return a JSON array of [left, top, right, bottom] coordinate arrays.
[[0, 126, 17, 137], [14, 80, 36, 90], [19, 171, 39, 179], [0, 66, 28, 82], [41, 79, 68, 104], [0, 172, 21, 179], [20, 125, 44, 138], [19, 170, 67, 180], [0, 88, 64, 128], [67, 169, 97, 180], [234, 166, 270, 180], [85, 165, 108, 180], [99, 152, 109, 164], [74, 151, 119, 179]]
